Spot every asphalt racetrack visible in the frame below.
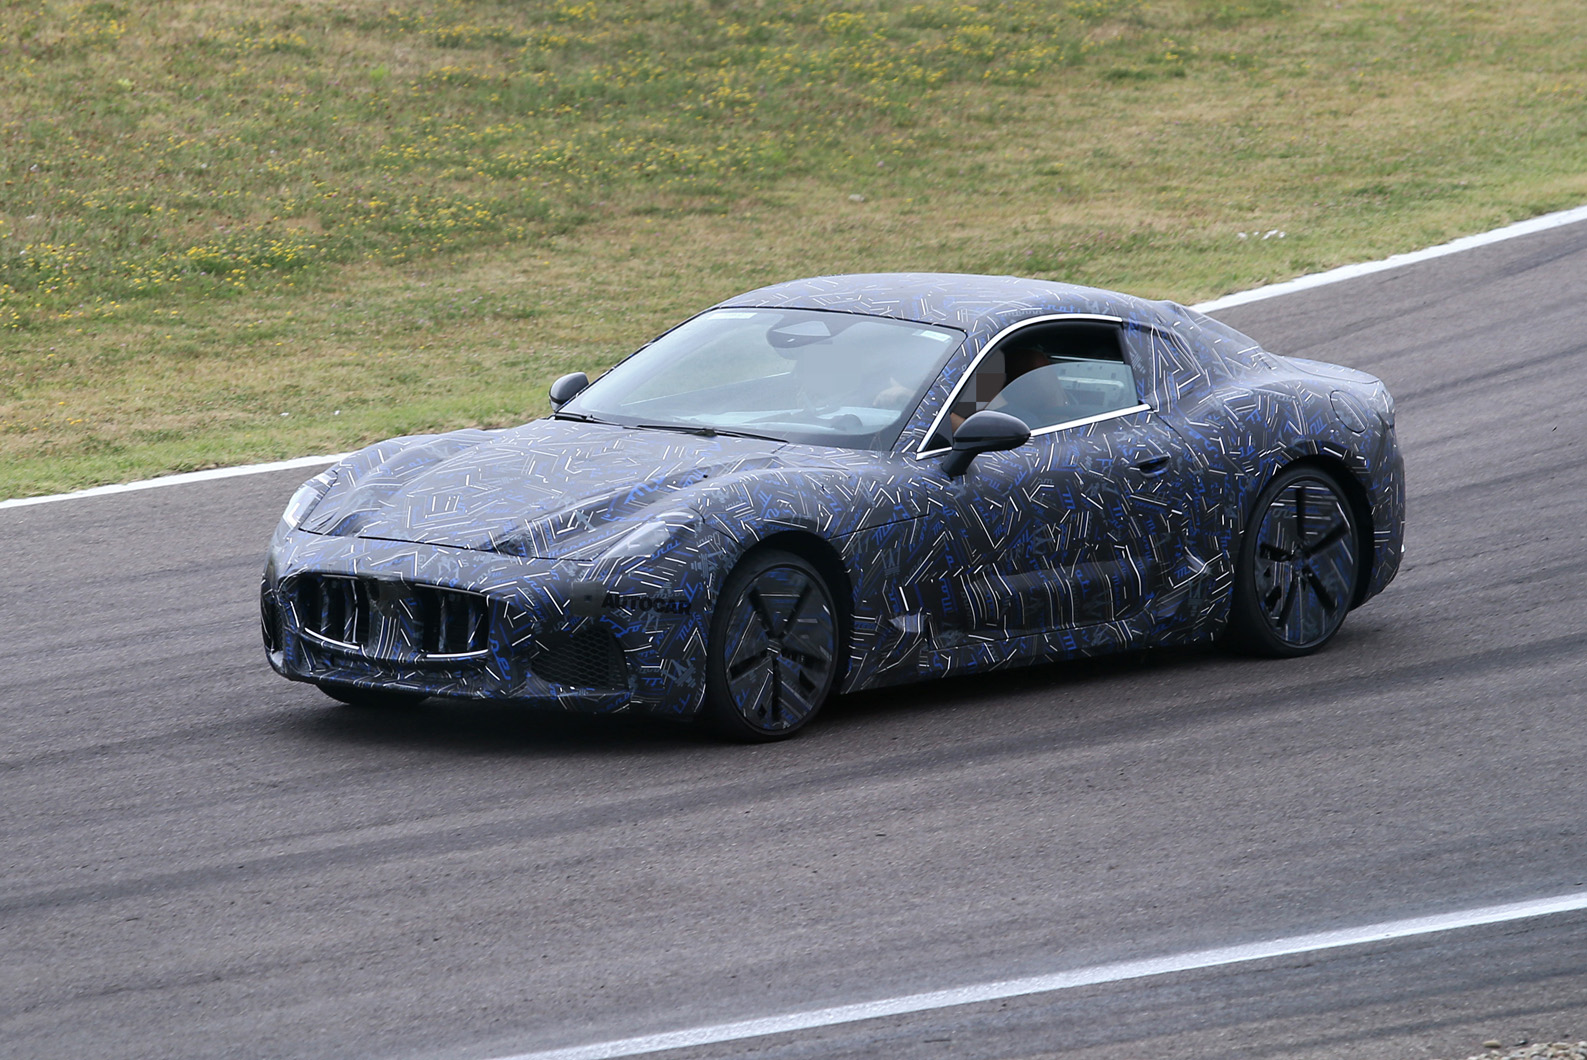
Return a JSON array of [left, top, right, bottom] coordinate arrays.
[[3, 220, 1585, 1060]]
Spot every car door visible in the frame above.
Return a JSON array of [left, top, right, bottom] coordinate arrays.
[[921, 317, 1196, 638]]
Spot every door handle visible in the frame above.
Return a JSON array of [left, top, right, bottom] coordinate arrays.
[[1134, 455, 1171, 476]]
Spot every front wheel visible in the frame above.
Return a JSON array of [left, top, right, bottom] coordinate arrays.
[[1228, 466, 1361, 657], [704, 549, 839, 741]]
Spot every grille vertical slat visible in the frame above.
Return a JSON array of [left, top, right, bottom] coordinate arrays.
[[440, 592, 486, 655], [292, 575, 489, 660], [342, 581, 358, 644], [357, 581, 372, 644], [418, 586, 439, 656], [318, 581, 333, 644]]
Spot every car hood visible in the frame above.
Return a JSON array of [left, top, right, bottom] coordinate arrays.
[[299, 420, 790, 558]]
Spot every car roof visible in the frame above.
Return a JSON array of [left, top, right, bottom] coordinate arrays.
[[714, 272, 1173, 335]]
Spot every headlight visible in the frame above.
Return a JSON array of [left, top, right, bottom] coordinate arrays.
[[601, 510, 699, 558], [280, 469, 337, 530]]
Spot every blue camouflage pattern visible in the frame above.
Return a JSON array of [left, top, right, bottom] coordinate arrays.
[[261, 273, 1404, 717]]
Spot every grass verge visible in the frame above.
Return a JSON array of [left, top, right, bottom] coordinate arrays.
[[3, 0, 1585, 498]]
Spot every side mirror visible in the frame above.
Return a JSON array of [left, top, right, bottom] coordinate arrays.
[[548, 371, 589, 411], [941, 410, 1030, 476]]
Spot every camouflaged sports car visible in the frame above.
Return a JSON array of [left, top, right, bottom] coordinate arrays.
[[261, 273, 1404, 740]]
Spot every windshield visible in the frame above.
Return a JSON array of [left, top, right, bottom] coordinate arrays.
[[562, 308, 963, 450]]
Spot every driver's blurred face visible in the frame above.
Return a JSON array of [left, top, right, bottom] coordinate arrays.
[[1005, 347, 1048, 380]]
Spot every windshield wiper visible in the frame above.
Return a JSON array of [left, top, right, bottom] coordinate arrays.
[[551, 411, 616, 425], [632, 422, 786, 443]]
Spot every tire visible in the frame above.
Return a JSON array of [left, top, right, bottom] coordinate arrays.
[[704, 549, 840, 741], [320, 685, 427, 709], [1228, 465, 1361, 657]]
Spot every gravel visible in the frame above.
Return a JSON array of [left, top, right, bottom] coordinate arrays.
[[1440, 1045, 1587, 1060]]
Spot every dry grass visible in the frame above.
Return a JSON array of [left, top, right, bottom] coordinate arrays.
[[3, 0, 1586, 498]]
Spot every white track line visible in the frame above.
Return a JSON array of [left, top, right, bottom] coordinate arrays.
[[8, 201, 1587, 511], [0, 453, 350, 511], [1194, 202, 1587, 313], [491, 891, 1587, 1060]]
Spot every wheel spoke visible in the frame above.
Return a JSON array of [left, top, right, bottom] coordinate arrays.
[[781, 577, 813, 634], [722, 592, 773, 714], [1305, 569, 1339, 613], [767, 658, 783, 724], [776, 656, 822, 719], [1303, 519, 1350, 558], [1276, 568, 1301, 631], [727, 659, 773, 713], [1261, 579, 1286, 618], [747, 587, 778, 636], [779, 642, 829, 669], [724, 608, 765, 669], [782, 600, 833, 662], [727, 649, 769, 680], [1293, 483, 1308, 541], [785, 587, 833, 666]]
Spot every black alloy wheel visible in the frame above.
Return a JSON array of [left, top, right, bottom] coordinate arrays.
[[705, 549, 839, 741], [1229, 465, 1361, 657]]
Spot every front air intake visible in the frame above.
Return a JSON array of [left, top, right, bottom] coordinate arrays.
[[529, 625, 628, 690]]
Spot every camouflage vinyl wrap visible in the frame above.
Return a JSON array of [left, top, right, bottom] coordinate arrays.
[[262, 273, 1404, 718]]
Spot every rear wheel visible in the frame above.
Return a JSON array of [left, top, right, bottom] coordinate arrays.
[[1229, 466, 1361, 657], [704, 549, 839, 741]]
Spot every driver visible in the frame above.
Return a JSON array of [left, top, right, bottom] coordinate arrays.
[[949, 344, 1072, 432], [986, 344, 1072, 429]]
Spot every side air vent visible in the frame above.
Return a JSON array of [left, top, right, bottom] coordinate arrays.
[[529, 625, 628, 690], [291, 575, 489, 660], [260, 582, 283, 653]]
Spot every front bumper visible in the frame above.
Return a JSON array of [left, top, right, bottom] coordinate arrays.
[[1362, 423, 1406, 603], [262, 530, 713, 717]]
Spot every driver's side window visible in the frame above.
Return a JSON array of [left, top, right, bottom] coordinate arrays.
[[942, 320, 1140, 440]]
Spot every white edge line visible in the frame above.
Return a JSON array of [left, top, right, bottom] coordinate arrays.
[[8, 200, 1587, 511], [495, 891, 1587, 1060], [0, 453, 351, 511], [1190, 202, 1587, 313]]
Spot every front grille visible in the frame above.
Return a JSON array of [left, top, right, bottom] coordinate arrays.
[[291, 574, 490, 660], [530, 625, 628, 690], [417, 584, 491, 656], [296, 574, 371, 649]]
